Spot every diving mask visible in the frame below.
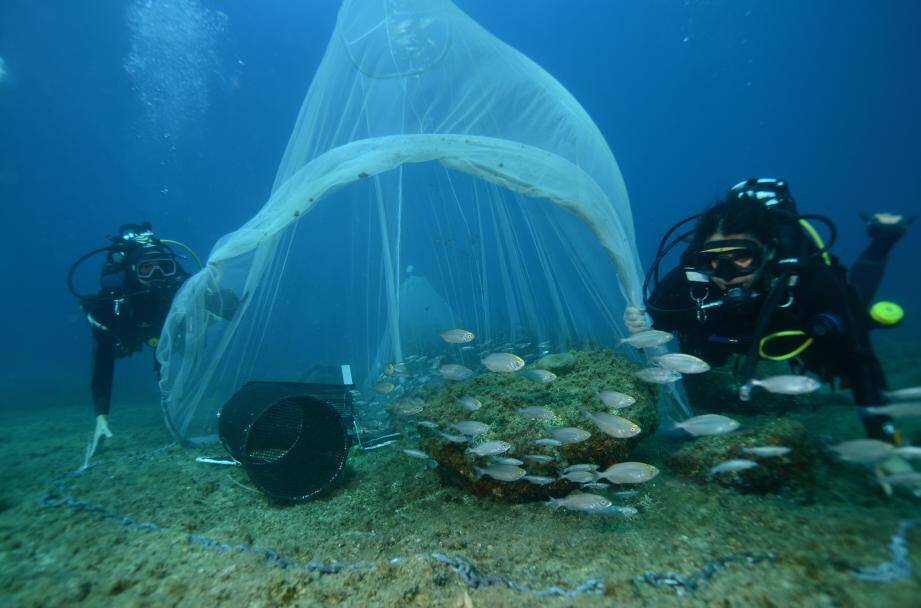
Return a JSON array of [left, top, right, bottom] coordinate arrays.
[[694, 239, 765, 281], [134, 256, 177, 281]]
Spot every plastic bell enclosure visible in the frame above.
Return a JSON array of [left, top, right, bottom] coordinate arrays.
[[158, 0, 648, 447]]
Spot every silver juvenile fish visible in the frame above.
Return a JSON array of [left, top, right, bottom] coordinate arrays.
[[634, 367, 682, 384], [416, 420, 439, 430], [520, 369, 557, 383], [742, 446, 791, 458], [403, 449, 430, 460], [619, 329, 674, 349], [581, 410, 641, 439], [518, 406, 555, 420], [597, 390, 636, 409], [560, 470, 597, 483], [863, 402, 921, 418], [456, 396, 483, 412], [534, 438, 563, 447], [439, 364, 474, 381], [549, 427, 591, 445], [440, 329, 475, 344], [482, 353, 526, 373], [475, 463, 526, 482], [546, 492, 612, 512], [451, 420, 490, 437], [490, 457, 524, 465], [562, 464, 600, 473], [709, 459, 758, 476], [886, 386, 921, 401], [652, 353, 710, 374], [830, 439, 896, 463], [524, 454, 556, 464], [523, 475, 555, 485], [674, 414, 740, 436], [439, 432, 470, 444], [466, 440, 512, 457], [751, 375, 821, 395], [596, 462, 659, 484]]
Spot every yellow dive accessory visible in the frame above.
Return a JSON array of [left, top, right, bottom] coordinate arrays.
[[759, 330, 813, 361], [147, 337, 159, 348], [870, 301, 904, 327]]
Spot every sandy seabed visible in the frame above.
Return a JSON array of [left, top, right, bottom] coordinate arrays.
[[1, 339, 920, 607]]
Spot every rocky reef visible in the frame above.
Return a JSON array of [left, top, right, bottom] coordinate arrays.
[[412, 349, 658, 502], [668, 417, 815, 494]]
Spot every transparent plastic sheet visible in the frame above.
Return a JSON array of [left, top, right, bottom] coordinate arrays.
[[158, 0, 688, 445]]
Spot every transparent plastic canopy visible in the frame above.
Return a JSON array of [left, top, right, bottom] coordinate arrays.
[[158, 0, 646, 445]]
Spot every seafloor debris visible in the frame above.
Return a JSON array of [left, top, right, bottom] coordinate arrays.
[[851, 519, 921, 582], [636, 552, 780, 596]]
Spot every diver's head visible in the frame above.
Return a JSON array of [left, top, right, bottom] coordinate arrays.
[[691, 197, 777, 292], [128, 247, 178, 288]]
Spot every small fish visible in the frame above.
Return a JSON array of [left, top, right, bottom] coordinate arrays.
[[612, 490, 639, 499], [562, 463, 600, 473], [742, 446, 791, 458], [597, 390, 636, 409], [581, 410, 641, 439], [451, 420, 490, 437], [441, 329, 475, 344], [403, 449, 430, 460], [517, 406, 555, 420], [634, 367, 682, 384], [460, 345, 476, 351], [523, 475, 555, 485], [709, 459, 758, 477], [482, 353, 526, 373], [673, 414, 740, 436], [416, 420, 439, 430], [466, 440, 512, 457], [520, 369, 557, 383], [895, 446, 921, 460], [863, 402, 921, 418], [546, 492, 613, 512], [388, 400, 425, 416], [475, 463, 526, 482], [560, 470, 598, 483], [751, 375, 821, 395], [439, 364, 474, 381], [830, 439, 896, 463], [619, 329, 674, 349], [580, 482, 610, 490], [438, 432, 470, 444], [886, 386, 921, 401], [596, 462, 659, 484], [524, 454, 556, 464], [549, 427, 592, 445], [490, 456, 524, 465], [372, 381, 396, 394], [651, 353, 711, 374], [456, 396, 483, 411], [533, 438, 563, 447], [877, 471, 921, 489], [597, 505, 639, 517]]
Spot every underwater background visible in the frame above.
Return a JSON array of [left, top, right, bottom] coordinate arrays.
[[1, 1, 920, 606]]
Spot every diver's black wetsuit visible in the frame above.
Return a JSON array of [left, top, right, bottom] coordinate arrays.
[[648, 230, 901, 437], [85, 272, 188, 416]]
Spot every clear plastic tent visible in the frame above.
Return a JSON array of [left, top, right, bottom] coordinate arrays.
[[158, 0, 651, 445]]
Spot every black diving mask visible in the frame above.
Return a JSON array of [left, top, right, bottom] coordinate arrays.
[[694, 239, 765, 281]]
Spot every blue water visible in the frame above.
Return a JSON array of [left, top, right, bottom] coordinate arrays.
[[0, 0, 918, 396]]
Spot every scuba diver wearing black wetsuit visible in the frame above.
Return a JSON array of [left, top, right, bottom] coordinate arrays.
[[69, 222, 236, 456], [641, 178, 910, 443]]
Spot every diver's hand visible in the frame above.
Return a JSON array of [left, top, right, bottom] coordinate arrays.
[[623, 306, 650, 334], [91, 415, 113, 457]]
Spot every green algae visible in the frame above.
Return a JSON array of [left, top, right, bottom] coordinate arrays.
[[414, 350, 658, 501]]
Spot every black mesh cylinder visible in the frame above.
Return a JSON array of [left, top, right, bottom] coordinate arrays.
[[218, 381, 352, 502]]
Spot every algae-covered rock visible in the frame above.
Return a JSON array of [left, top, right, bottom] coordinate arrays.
[[668, 417, 815, 494], [682, 355, 816, 415], [415, 349, 658, 502], [534, 352, 577, 375]]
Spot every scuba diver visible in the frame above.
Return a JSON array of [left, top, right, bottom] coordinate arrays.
[[630, 178, 911, 444], [68, 222, 237, 459]]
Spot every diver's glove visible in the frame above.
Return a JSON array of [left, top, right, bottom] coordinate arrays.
[[860, 212, 913, 244], [623, 306, 650, 334]]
